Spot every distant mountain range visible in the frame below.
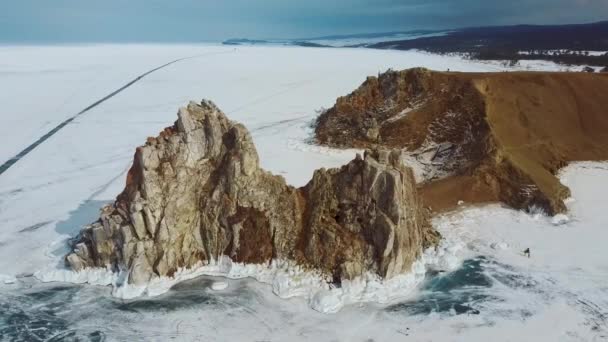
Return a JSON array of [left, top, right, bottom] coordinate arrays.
[[369, 21, 608, 52], [225, 21, 608, 67]]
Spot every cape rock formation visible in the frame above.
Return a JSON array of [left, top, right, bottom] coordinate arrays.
[[315, 68, 608, 214], [66, 100, 439, 285]]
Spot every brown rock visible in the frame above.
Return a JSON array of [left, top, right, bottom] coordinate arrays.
[[315, 68, 608, 215], [66, 100, 437, 286]]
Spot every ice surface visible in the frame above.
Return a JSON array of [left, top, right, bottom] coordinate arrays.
[[0, 44, 565, 279], [35, 234, 463, 314], [0, 44, 606, 341]]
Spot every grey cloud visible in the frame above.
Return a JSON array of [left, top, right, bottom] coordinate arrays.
[[0, 0, 606, 42]]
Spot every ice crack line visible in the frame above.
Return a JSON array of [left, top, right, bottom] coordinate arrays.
[[0, 50, 233, 176]]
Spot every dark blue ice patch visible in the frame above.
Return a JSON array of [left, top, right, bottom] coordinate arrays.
[[386, 257, 494, 315], [0, 285, 105, 342]]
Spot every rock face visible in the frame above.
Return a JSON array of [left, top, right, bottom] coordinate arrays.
[[315, 68, 608, 214], [66, 100, 438, 285], [301, 149, 438, 281]]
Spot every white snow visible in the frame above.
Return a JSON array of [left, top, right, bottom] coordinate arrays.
[[405, 49, 573, 72], [490, 242, 510, 250], [0, 274, 16, 284], [0, 44, 555, 280], [210, 281, 228, 291], [0, 44, 607, 340], [551, 213, 570, 226], [34, 267, 116, 287]]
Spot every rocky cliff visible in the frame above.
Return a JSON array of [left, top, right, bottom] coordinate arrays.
[[66, 100, 438, 285], [315, 68, 608, 215]]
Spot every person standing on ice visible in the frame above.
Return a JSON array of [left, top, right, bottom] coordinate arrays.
[[523, 248, 531, 258]]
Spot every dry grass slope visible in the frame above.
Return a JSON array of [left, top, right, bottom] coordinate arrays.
[[315, 69, 608, 214]]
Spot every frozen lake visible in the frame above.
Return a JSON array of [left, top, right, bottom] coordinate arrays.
[[0, 44, 605, 341]]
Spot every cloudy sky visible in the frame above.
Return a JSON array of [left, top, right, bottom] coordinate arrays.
[[1, 0, 607, 42]]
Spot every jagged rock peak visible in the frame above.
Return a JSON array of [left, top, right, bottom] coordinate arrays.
[[66, 100, 439, 287]]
